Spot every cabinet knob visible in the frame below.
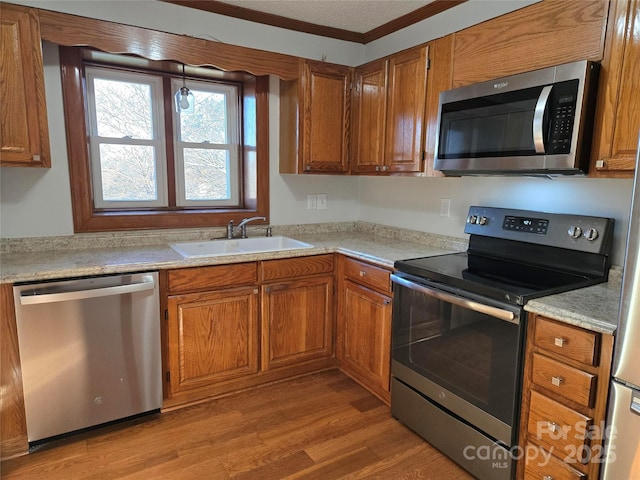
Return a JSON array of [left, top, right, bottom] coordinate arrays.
[[548, 421, 559, 433], [551, 376, 563, 387], [359, 271, 366, 277], [595, 159, 605, 169], [543, 475, 554, 480], [554, 337, 565, 347]]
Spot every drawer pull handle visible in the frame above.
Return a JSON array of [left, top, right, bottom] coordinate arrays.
[[551, 376, 564, 387], [543, 475, 554, 480], [359, 271, 366, 277], [554, 337, 566, 347], [548, 421, 560, 433]]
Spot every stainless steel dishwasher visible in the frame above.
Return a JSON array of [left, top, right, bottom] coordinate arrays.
[[13, 272, 162, 444]]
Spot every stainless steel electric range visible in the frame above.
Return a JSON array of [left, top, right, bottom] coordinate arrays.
[[390, 206, 614, 480]]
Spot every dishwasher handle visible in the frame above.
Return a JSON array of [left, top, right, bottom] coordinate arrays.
[[19, 275, 156, 305]]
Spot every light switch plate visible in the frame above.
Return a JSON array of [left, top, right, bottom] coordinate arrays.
[[317, 193, 327, 210], [307, 194, 317, 210], [440, 198, 451, 217]]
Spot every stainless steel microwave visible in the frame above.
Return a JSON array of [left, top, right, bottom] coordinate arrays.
[[433, 60, 600, 176]]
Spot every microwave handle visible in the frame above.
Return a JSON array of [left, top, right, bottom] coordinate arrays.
[[533, 85, 553, 154]]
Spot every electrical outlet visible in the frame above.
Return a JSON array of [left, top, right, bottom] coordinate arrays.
[[307, 194, 317, 210], [440, 198, 451, 217], [317, 193, 327, 210]]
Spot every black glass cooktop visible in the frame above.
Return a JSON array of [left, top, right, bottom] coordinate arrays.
[[394, 252, 605, 306]]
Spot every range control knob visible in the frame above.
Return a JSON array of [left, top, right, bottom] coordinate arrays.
[[467, 215, 478, 224], [478, 216, 488, 225], [568, 226, 582, 239], [583, 227, 599, 241]]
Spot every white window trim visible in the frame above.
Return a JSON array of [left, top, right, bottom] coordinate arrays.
[[86, 67, 168, 209], [172, 79, 241, 208]]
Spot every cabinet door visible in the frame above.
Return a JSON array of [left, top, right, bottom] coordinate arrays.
[[167, 286, 259, 395], [339, 279, 392, 398], [301, 60, 352, 173], [385, 46, 428, 173], [351, 59, 388, 173], [452, 0, 608, 87], [590, 0, 640, 178], [0, 4, 50, 167], [262, 275, 333, 369]]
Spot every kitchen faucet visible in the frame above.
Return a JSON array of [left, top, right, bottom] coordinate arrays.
[[226, 216, 267, 239]]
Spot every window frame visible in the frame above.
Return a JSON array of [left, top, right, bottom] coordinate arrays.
[[60, 46, 270, 233]]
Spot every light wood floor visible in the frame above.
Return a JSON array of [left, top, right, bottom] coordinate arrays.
[[0, 370, 475, 479]]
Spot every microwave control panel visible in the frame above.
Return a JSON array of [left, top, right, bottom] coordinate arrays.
[[548, 80, 579, 154]]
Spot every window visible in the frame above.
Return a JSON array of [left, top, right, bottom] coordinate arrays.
[[60, 47, 269, 232], [171, 80, 240, 207], [86, 68, 168, 209]]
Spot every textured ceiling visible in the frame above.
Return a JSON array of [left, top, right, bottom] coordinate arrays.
[[214, 0, 434, 33]]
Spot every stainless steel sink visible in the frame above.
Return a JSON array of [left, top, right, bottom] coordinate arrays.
[[169, 236, 313, 258]]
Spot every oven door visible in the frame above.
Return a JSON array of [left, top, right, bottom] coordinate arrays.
[[390, 273, 525, 446]]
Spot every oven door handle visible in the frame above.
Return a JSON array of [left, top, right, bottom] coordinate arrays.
[[391, 274, 518, 324]]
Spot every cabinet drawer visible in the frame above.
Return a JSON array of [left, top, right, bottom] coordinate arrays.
[[261, 254, 333, 282], [167, 263, 257, 293], [528, 391, 592, 463], [343, 257, 391, 293], [524, 443, 587, 480], [534, 317, 598, 366], [532, 353, 596, 408]]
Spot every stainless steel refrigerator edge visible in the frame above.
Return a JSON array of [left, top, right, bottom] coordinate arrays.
[[602, 134, 640, 479]]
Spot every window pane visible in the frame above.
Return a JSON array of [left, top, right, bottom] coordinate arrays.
[[93, 78, 153, 139], [183, 148, 230, 200], [180, 90, 227, 143], [99, 144, 158, 201]]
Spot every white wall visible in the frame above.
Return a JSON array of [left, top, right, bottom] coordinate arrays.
[[0, 0, 635, 266], [0, 42, 75, 238]]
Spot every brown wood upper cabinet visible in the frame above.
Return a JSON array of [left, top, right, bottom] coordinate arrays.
[[280, 60, 352, 174], [351, 46, 429, 174], [0, 3, 51, 168], [451, 0, 608, 87], [589, 0, 640, 178]]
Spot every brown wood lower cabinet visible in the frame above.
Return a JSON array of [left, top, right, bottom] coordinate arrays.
[[0, 284, 28, 459], [164, 255, 337, 408], [337, 256, 393, 404], [167, 286, 260, 393], [262, 275, 334, 369], [517, 314, 614, 480]]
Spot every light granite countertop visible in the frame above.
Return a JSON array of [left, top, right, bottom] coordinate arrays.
[[0, 225, 463, 284], [0, 222, 621, 334], [524, 272, 622, 335]]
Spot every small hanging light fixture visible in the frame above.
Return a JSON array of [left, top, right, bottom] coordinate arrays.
[[175, 64, 195, 114]]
